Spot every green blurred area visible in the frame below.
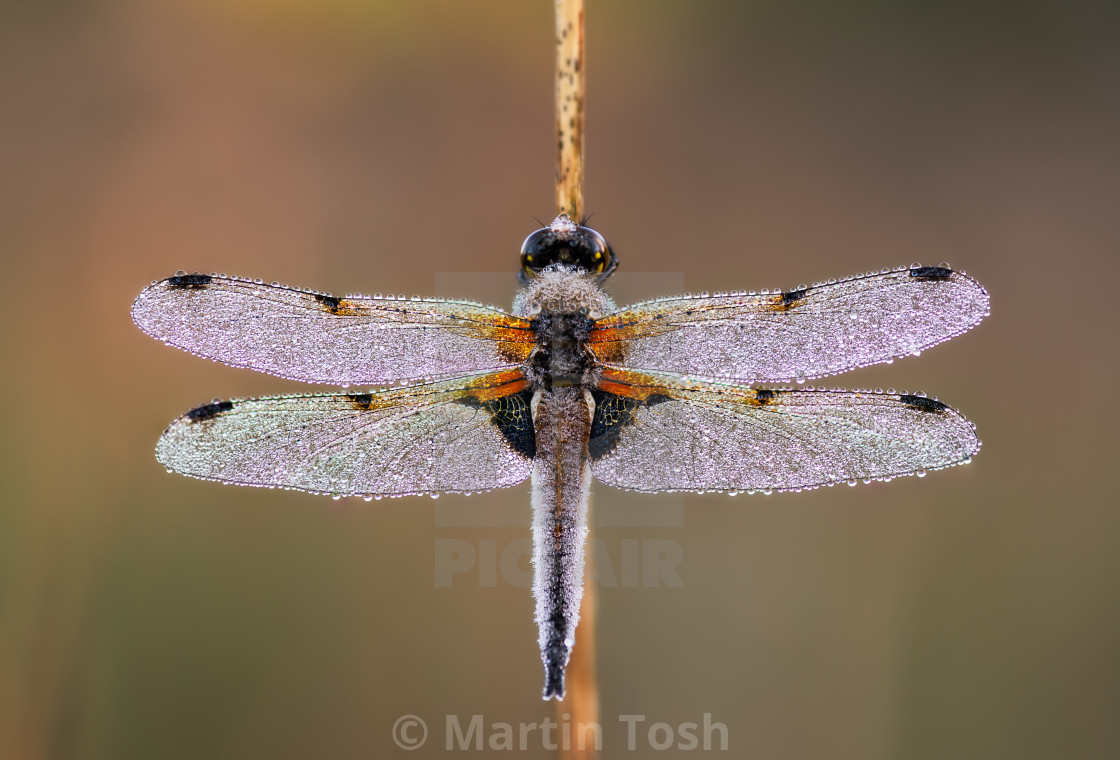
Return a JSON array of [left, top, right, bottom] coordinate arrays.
[[1, 0, 1118, 757]]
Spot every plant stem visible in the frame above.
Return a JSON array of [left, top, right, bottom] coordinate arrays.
[[555, 0, 585, 221], [561, 549, 600, 758]]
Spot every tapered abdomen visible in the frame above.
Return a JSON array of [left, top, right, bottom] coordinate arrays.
[[531, 387, 592, 700]]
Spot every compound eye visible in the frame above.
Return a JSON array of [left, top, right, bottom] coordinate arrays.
[[519, 219, 617, 281], [520, 229, 552, 279], [583, 231, 616, 279]]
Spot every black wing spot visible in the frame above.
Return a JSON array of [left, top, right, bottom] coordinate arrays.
[[589, 390, 671, 461], [185, 400, 233, 422], [779, 288, 808, 307], [754, 389, 783, 404], [345, 393, 373, 410], [899, 394, 949, 413], [909, 266, 953, 280], [167, 274, 212, 289], [590, 390, 641, 460], [458, 389, 536, 459], [314, 293, 343, 311]]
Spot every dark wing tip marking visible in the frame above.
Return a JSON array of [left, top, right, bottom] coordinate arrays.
[[909, 266, 954, 280], [458, 389, 536, 459], [166, 274, 213, 289], [185, 400, 234, 422], [313, 293, 344, 312], [754, 389, 783, 404], [344, 393, 373, 410], [899, 394, 949, 413], [779, 288, 809, 307]]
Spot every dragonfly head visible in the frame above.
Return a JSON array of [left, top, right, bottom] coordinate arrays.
[[520, 214, 617, 284]]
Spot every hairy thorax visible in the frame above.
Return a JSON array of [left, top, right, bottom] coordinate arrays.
[[513, 265, 616, 391]]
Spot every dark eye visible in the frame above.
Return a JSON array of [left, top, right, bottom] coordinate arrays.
[[520, 216, 618, 282]]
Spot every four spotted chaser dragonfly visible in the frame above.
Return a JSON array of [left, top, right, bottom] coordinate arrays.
[[132, 214, 989, 699]]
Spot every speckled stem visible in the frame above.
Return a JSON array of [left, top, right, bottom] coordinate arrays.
[[555, 0, 585, 221]]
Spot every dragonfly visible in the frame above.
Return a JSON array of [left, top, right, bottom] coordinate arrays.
[[132, 214, 989, 700]]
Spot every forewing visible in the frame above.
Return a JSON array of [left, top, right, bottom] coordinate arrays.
[[589, 370, 979, 493], [156, 371, 535, 497], [133, 274, 535, 385], [589, 266, 988, 383]]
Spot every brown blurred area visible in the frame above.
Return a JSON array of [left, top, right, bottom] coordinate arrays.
[[2, 0, 1118, 757]]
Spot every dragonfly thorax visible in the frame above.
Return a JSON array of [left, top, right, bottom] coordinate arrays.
[[513, 265, 616, 391], [529, 310, 596, 388]]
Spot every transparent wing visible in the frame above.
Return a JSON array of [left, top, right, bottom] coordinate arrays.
[[156, 370, 535, 497], [589, 266, 989, 383], [133, 273, 536, 385], [588, 370, 979, 493]]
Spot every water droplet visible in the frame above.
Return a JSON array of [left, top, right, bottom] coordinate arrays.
[[430, 493, 440, 499], [848, 480, 857, 487], [331, 494, 342, 501]]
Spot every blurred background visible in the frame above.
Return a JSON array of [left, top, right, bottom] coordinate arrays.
[[2, 0, 1118, 757]]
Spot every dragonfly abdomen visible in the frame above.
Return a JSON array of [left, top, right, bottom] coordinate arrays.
[[530, 386, 592, 700]]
